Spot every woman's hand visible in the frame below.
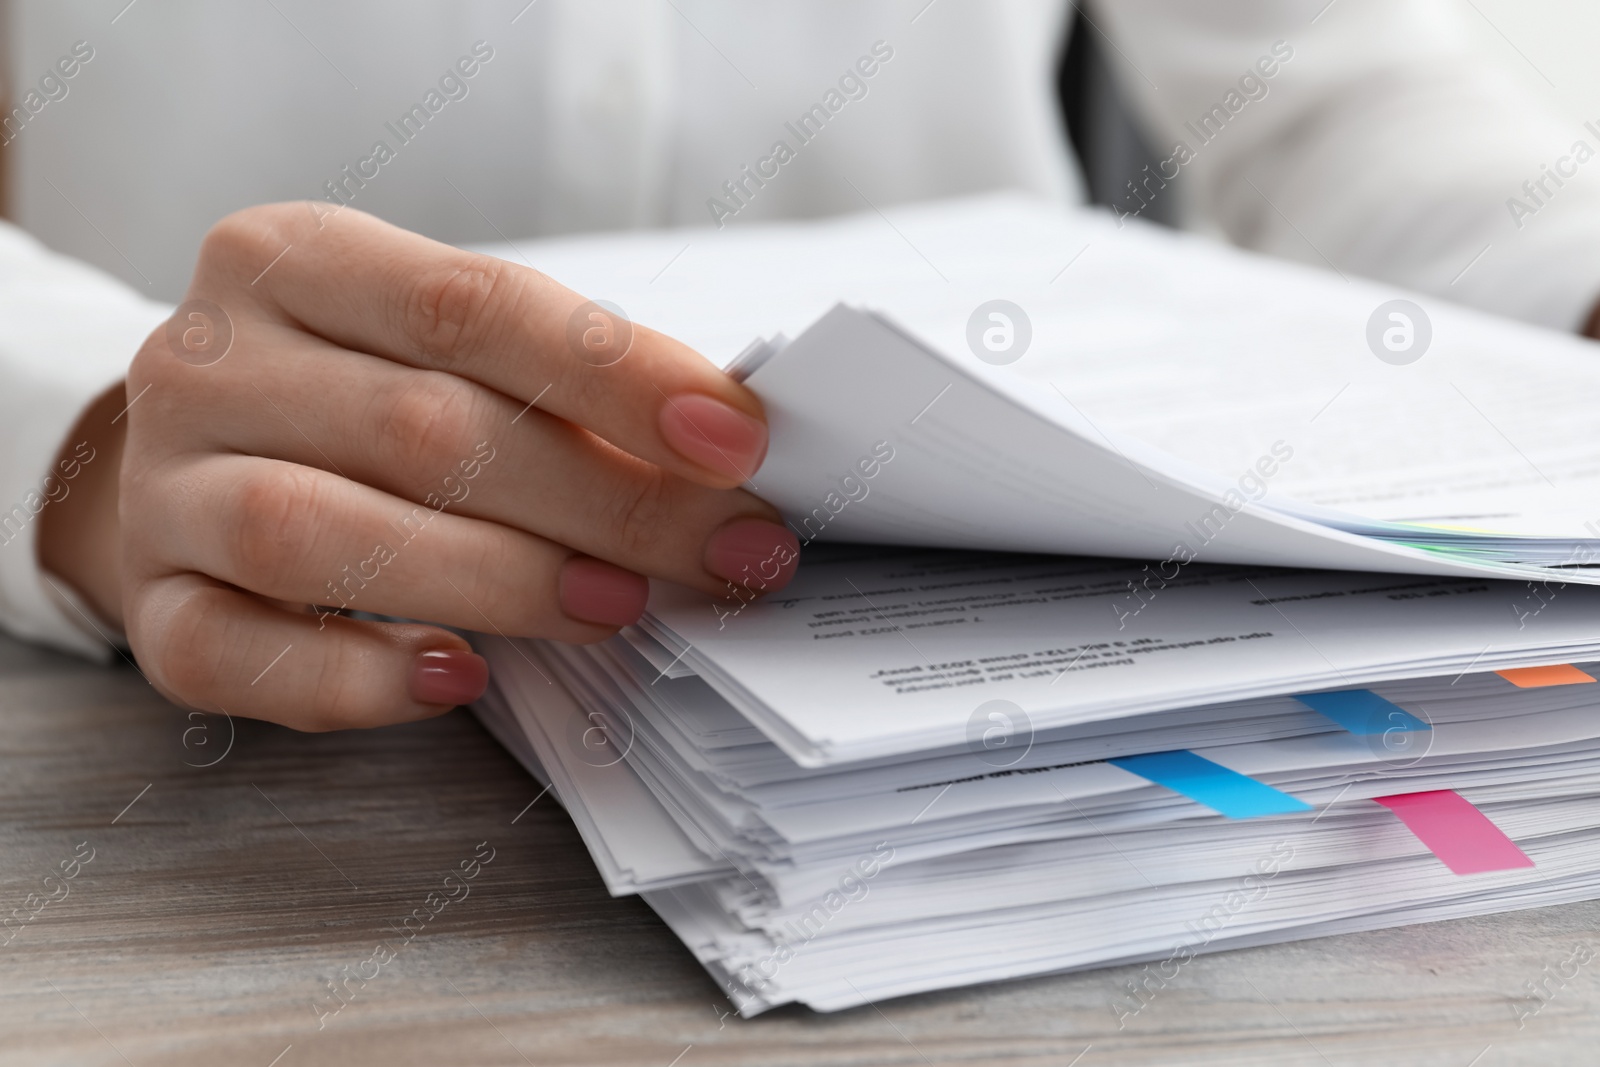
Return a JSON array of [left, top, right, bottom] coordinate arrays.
[[41, 203, 798, 730]]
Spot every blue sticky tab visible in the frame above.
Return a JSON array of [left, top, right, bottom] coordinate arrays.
[[1108, 750, 1312, 818], [1294, 689, 1430, 736]]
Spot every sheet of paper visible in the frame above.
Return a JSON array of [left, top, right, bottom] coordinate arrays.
[[645, 547, 1600, 764], [739, 304, 1574, 577]]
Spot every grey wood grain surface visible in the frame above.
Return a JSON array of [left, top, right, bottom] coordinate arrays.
[[2, 633, 1597, 1067]]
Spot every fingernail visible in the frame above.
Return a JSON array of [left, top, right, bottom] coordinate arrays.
[[658, 394, 767, 481], [409, 649, 489, 706], [560, 556, 649, 626], [705, 518, 801, 594]]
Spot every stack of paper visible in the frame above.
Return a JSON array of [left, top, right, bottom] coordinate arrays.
[[467, 196, 1600, 1012], [473, 549, 1600, 1013], [475, 193, 1600, 582]]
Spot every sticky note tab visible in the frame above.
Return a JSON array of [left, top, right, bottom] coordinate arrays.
[[1294, 689, 1430, 736], [1373, 790, 1534, 875], [1109, 750, 1312, 819], [1495, 664, 1596, 688]]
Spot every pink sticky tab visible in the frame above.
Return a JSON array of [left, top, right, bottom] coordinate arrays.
[[1373, 790, 1534, 875]]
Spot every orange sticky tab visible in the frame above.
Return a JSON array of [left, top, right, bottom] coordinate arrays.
[[1495, 664, 1597, 688]]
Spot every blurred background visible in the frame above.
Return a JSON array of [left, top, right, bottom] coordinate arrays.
[[1, 0, 1596, 302]]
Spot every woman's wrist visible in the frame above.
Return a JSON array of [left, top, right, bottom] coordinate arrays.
[[37, 382, 129, 632]]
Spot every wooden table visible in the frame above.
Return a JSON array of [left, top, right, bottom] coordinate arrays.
[[3, 632, 1597, 1067]]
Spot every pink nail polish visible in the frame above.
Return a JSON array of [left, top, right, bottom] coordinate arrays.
[[658, 394, 768, 481], [560, 556, 649, 626], [705, 518, 801, 594], [409, 649, 489, 706]]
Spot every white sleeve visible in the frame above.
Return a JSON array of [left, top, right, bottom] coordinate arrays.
[[1094, 0, 1600, 332], [0, 220, 170, 658]]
